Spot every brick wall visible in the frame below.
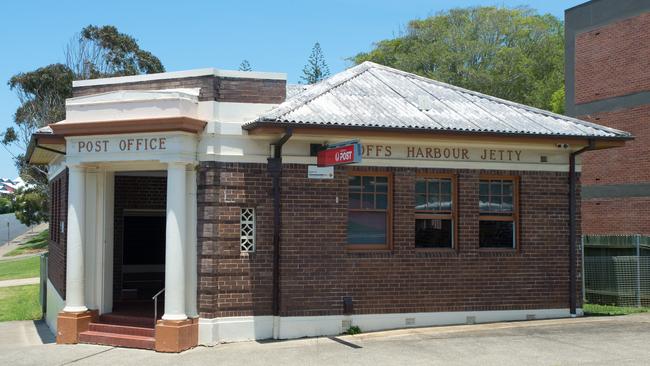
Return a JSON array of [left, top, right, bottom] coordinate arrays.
[[580, 105, 650, 185], [48, 169, 68, 298], [113, 175, 167, 300], [197, 162, 274, 318], [197, 162, 581, 318], [574, 13, 650, 104], [73, 76, 286, 104], [579, 105, 650, 235], [583, 197, 650, 235]]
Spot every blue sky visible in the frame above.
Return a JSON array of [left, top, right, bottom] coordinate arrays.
[[0, 0, 583, 178]]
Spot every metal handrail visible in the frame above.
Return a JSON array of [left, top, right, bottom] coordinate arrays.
[[152, 288, 165, 326]]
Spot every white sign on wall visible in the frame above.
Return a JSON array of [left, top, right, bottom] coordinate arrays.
[[308, 165, 334, 179]]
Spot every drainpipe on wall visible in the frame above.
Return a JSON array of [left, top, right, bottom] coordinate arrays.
[[268, 128, 293, 338], [569, 139, 595, 317]]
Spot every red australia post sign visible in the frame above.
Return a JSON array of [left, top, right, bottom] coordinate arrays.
[[317, 142, 362, 167]]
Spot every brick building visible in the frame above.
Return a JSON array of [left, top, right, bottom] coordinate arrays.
[[565, 0, 650, 235], [28, 62, 630, 352]]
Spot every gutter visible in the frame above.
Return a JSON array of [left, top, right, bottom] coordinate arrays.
[[569, 139, 595, 316], [268, 128, 293, 336]]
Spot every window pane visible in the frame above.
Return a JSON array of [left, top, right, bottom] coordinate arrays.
[[427, 196, 440, 210], [375, 176, 388, 193], [349, 176, 362, 192], [502, 195, 513, 212], [362, 193, 374, 209], [479, 195, 490, 211], [479, 220, 514, 248], [363, 176, 375, 192], [348, 211, 387, 244], [440, 180, 451, 195], [415, 194, 427, 210], [490, 181, 502, 195], [479, 181, 489, 196], [427, 180, 440, 197], [415, 218, 452, 248], [440, 194, 452, 210], [415, 179, 426, 194], [349, 193, 361, 209], [503, 182, 512, 195], [489, 196, 502, 212], [376, 194, 387, 209]]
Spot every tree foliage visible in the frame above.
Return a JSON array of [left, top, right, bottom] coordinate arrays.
[[67, 25, 165, 79], [238, 60, 252, 71], [301, 42, 330, 84], [11, 188, 48, 226], [2, 25, 165, 214], [352, 7, 565, 111], [0, 197, 12, 214]]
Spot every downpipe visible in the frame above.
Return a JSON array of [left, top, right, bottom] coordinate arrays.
[[268, 128, 293, 338], [569, 139, 595, 316]]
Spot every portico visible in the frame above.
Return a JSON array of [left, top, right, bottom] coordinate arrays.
[[40, 88, 206, 351], [54, 156, 200, 351]]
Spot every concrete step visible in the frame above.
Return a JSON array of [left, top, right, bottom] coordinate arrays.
[[89, 323, 155, 338], [79, 330, 155, 350], [98, 314, 155, 329]]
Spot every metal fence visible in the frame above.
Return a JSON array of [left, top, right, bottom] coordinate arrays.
[[583, 235, 650, 307]]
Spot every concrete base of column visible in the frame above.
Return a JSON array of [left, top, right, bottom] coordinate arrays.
[[154, 317, 198, 353], [56, 310, 98, 344]]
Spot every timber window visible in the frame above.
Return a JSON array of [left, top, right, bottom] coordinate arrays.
[[347, 173, 392, 249], [479, 176, 519, 248], [415, 175, 456, 248]]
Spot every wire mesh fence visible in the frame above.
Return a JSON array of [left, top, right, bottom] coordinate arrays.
[[583, 235, 650, 307], [584, 256, 650, 307]]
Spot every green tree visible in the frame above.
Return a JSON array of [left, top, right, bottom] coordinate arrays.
[[238, 60, 252, 71], [352, 7, 564, 111], [0, 197, 12, 214], [67, 25, 165, 79], [301, 42, 330, 84], [1, 25, 165, 214], [550, 86, 565, 114], [11, 188, 48, 226]]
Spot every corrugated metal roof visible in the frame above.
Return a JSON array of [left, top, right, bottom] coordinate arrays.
[[246, 62, 631, 139]]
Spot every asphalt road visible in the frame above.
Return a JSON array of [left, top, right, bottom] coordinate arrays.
[[0, 212, 31, 246], [1, 313, 649, 366]]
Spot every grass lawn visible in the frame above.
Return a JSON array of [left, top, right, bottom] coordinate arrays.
[[584, 303, 650, 316], [0, 256, 40, 281], [5, 230, 48, 257], [0, 285, 42, 321]]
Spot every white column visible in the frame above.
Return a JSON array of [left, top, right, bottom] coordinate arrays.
[[163, 162, 188, 321], [185, 165, 198, 318], [83, 169, 98, 310], [63, 165, 88, 313]]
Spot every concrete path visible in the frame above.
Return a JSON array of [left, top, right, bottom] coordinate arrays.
[[1, 313, 649, 365], [0, 277, 40, 287]]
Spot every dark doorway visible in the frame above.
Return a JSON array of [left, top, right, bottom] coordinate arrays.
[[121, 211, 166, 301]]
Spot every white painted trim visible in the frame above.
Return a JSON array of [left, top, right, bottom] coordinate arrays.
[[199, 316, 274, 345], [47, 156, 67, 180], [198, 308, 583, 344], [101, 171, 114, 314], [45, 279, 65, 333], [72, 68, 286, 88], [198, 153, 580, 172]]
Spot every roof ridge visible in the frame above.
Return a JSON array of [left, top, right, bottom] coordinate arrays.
[[364, 62, 631, 137], [256, 62, 373, 122]]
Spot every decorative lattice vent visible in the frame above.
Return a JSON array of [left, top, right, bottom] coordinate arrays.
[[240, 208, 256, 253]]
